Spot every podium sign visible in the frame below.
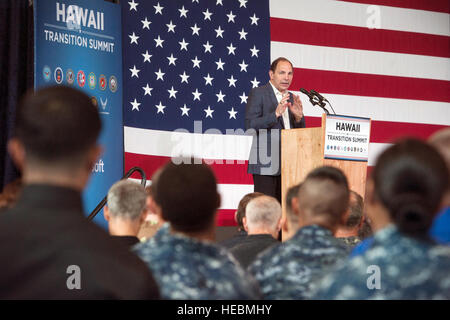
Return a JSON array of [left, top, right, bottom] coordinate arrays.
[[324, 115, 371, 162]]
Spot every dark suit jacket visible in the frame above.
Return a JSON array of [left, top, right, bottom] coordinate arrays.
[[0, 184, 160, 299], [229, 234, 280, 269], [219, 230, 248, 250], [245, 82, 305, 176], [111, 235, 140, 248]]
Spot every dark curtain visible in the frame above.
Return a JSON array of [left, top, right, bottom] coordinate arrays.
[[0, 0, 34, 192]]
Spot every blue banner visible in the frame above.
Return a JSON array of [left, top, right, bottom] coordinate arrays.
[[34, 0, 123, 229]]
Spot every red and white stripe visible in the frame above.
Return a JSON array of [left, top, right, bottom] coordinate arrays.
[[125, 0, 450, 226]]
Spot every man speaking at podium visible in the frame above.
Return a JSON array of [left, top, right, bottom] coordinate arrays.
[[245, 57, 305, 203]]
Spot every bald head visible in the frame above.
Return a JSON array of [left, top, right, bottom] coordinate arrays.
[[298, 166, 350, 227], [245, 196, 282, 235]]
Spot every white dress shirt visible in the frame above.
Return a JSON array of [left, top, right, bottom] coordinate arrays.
[[269, 82, 290, 129]]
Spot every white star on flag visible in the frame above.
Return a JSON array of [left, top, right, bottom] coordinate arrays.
[[250, 45, 259, 57], [191, 24, 201, 36], [191, 56, 201, 68], [215, 26, 224, 38], [179, 38, 189, 51], [142, 50, 152, 63], [215, 58, 225, 70], [204, 106, 214, 118], [239, 60, 248, 72], [204, 73, 214, 86], [130, 98, 141, 111], [239, 92, 248, 104], [227, 75, 237, 87], [179, 6, 189, 18], [142, 83, 153, 96], [228, 107, 238, 119], [154, 35, 164, 48], [251, 77, 260, 88], [227, 43, 236, 55], [250, 13, 259, 25], [166, 21, 176, 33], [216, 90, 226, 102], [168, 86, 178, 99], [239, 0, 248, 8], [203, 9, 212, 20], [227, 11, 236, 23], [192, 89, 202, 101], [203, 41, 213, 53], [167, 54, 177, 66], [155, 68, 165, 81], [179, 71, 190, 83], [154, 2, 163, 15], [130, 65, 140, 78], [129, 32, 139, 44], [180, 104, 190, 116], [155, 101, 166, 114], [238, 28, 248, 40], [128, 0, 138, 11], [141, 17, 151, 29]]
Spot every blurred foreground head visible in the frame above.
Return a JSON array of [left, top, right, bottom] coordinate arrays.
[[153, 160, 220, 233], [8, 86, 101, 189], [370, 139, 449, 238], [297, 166, 350, 231]]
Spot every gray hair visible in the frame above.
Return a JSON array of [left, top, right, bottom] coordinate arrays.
[[246, 196, 281, 232], [107, 180, 147, 220]]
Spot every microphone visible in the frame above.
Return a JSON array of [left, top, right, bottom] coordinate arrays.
[[300, 88, 315, 100], [300, 88, 330, 115], [310, 89, 328, 102], [310, 89, 336, 114]]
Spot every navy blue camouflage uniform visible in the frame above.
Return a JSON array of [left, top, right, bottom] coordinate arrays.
[[133, 224, 261, 300], [314, 225, 450, 299], [248, 224, 350, 299]]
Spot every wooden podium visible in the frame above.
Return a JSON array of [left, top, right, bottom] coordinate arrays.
[[281, 114, 370, 229]]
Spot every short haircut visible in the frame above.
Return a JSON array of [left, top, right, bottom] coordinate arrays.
[[285, 183, 301, 222], [298, 166, 350, 225], [372, 138, 449, 237], [270, 57, 293, 72], [154, 161, 220, 233], [346, 191, 364, 228], [235, 192, 264, 230], [14, 86, 101, 165], [107, 180, 147, 221], [245, 196, 281, 232]]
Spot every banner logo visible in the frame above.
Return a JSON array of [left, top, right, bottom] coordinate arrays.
[[100, 97, 108, 110], [77, 70, 85, 87], [99, 74, 106, 90], [88, 72, 96, 89], [43, 66, 51, 82], [66, 69, 74, 85], [109, 75, 117, 93], [54, 67, 64, 84]]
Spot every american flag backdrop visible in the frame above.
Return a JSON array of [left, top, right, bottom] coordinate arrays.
[[122, 0, 450, 226]]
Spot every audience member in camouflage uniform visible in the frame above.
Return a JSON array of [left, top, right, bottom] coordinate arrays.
[[134, 160, 261, 300], [248, 166, 351, 299], [336, 190, 364, 248], [314, 139, 450, 299]]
